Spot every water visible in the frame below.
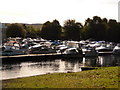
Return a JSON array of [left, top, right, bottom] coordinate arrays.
[[0, 55, 120, 80]]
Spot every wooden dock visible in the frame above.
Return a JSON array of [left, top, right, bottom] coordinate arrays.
[[0, 53, 62, 63], [0, 51, 113, 59], [0, 51, 113, 63], [0, 53, 61, 59]]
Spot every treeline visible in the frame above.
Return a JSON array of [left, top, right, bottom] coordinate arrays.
[[6, 16, 120, 42]]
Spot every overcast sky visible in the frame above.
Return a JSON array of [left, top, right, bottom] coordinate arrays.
[[0, 0, 119, 25]]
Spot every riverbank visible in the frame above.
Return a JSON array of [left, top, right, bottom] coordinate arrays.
[[2, 67, 119, 88]]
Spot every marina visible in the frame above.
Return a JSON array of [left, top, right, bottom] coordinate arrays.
[[0, 38, 120, 80], [1, 37, 120, 58], [1, 0, 120, 88]]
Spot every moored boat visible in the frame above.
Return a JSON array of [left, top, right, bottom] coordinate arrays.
[[112, 44, 120, 55], [29, 44, 56, 54], [83, 47, 98, 57], [2, 41, 28, 56], [62, 48, 83, 58], [95, 44, 113, 52]]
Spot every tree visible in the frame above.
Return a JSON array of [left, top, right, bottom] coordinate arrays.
[[81, 18, 94, 39], [25, 26, 38, 38], [40, 20, 62, 40], [107, 19, 120, 42], [40, 21, 52, 40], [63, 20, 83, 40], [82, 16, 108, 41], [51, 20, 62, 40], [6, 23, 26, 38]]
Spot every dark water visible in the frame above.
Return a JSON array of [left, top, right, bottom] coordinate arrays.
[[0, 55, 120, 80]]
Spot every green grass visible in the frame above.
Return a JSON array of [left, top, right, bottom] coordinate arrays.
[[2, 67, 119, 88]]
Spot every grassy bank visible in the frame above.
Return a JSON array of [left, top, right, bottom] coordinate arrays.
[[2, 67, 119, 88]]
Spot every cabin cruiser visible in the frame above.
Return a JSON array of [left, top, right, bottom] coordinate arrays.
[[87, 42, 101, 48], [61, 41, 83, 58], [56, 45, 68, 54], [2, 41, 28, 56], [112, 44, 120, 55], [95, 44, 113, 52], [82, 47, 98, 57], [62, 48, 83, 58], [29, 44, 56, 54]]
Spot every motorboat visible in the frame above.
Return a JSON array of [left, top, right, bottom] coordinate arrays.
[[62, 48, 83, 58], [29, 44, 56, 54], [112, 44, 120, 55], [95, 44, 112, 52], [87, 42, 101, 48], [82, 47, 98, 57], [2, 41, 28, 56], [56, 44, 68, 54]]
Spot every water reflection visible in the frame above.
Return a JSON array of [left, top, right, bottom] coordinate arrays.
[[1, 55, 120, 80], [83, 57, 97, 67], [83, 55, 120, 67], [97, 55, 120, 67]]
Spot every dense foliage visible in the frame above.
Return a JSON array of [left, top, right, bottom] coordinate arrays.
[[6, 16, 120, 42], [81, 16, 120, 42], [63, 20, 83, 40], [23, 25, 38, 38], [40, 20, 61, 40], [6, 23, 26, 38]]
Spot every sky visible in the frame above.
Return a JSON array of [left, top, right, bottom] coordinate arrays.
[[0, 0, 119, 25]]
